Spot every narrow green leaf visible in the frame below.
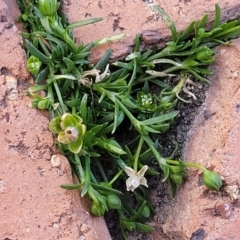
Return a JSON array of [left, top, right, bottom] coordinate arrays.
[[62, 57, 75, 73], [66, 17, 103, 30], [136, 223, 154, 233], [125, 52, 141, 61], [153, 6, 177, 41], [144, 126, 160, 133], [112, 109, 124, 134], [178, 21, 195, 42], [124, 145, 134, 162], [72, 52, 90, 61], [46, 74, 76, 84], [197, 14, 208, 29], [80, 93, 88, 124], [141, 111, 179, 125], [187, 68, 210, 83], [95, 49, 112, 71], [152, 58, 182, 66], [141, 50, 153, 60], [212, 26, 240, 40], [90, 183, 123, 195], [60, 183, 83, 190], [94, 33, 125, 46], [112, 61, 133, 70], [95, 137, 126, 155], [25, 39, 50, 64], [212, 4, 221, 29]]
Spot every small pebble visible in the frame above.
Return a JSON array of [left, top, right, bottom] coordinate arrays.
[[50, 154, 61, 168]]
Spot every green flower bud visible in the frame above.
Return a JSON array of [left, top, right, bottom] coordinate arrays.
[[39, 0, 59, 16], [202, 169, 222, 191], [27, 56, 42, 75], [141, 205, 151, 218], [30, 99, 39, 108], [170, 173, 183, 185], [37, 99, 50, 109], [91, 202, 106, 217], [196, 48, 215, 62], [21, 13, 29, 21], [197, 28, 205, 36], [106, 194, 121, 209]]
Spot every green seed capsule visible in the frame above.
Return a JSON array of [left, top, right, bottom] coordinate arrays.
[[39, 0, 59, 16], [202, 169, 222, 191], [27, 56, 42, 75], [91, 202, 106, 217], [170, 173, 183, 185], [37, 99, 49, 109], [106, 194, 121, 209]]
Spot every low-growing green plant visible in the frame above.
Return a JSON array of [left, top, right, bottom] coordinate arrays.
[[17, 0, 239, 238]]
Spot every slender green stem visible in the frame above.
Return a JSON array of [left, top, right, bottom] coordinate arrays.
[[114, 97, 139, 125], [184, 162, 206, 171], [95, 158, 108, 182], [163, 65, 183, 74], [49, 16, 78, 53], [146, 49, 168, 61], [53, 81, 66, 114], [109, 169, 123, 185], [166, 159, 206, 171], [115, 158, 127, 170], [143, 135, 167, 168], [133, 136, 144, 171], [88, 186, 99, 203]]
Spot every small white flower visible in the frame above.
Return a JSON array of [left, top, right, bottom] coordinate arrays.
[[125, 165, 148, 191]]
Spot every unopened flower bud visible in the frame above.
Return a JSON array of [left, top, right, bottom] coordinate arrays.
[[39, 0, 59, 16], [91, 202, 105, 217], [170, 173, 183, 185], [197, 48, 215, 62], [37, 99, 49, 109], [27, 56, 42, 75], [141, 205, 151, 218], [106, 194, 121, 209], [202, 169, 222, 191]]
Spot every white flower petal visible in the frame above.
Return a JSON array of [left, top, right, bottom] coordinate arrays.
[[126, 176, 140, 191], [125, 166, 136, 177], [136, 165, 148, 177], [140, 178, 148, 188]]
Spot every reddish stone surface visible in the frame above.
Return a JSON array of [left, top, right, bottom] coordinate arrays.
[[63, 0, 240, 63], [160, 39, 240, 240], [1, 0, 240, 239], [0, 0, 111, 239]]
